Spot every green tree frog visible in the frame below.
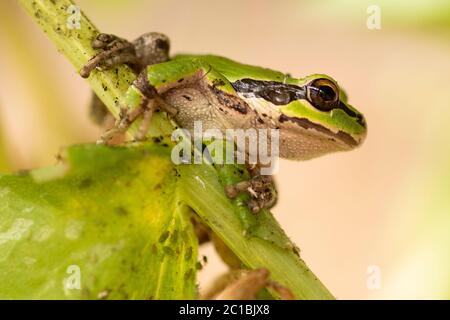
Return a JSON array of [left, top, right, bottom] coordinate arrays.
[[80, 32, 367, 213]]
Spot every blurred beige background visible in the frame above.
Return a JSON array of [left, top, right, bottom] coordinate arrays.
[[1, 0, 449, 299]]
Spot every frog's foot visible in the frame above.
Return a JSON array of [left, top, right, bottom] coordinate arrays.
[[81, 32, 170, 78], [96, 104, 144, 144], [225, 174, 277, 213], [203, 268, 294, 300], [80, 33, 138, 78], [97, 100, 158, 144], [96, 72, 177, 144]]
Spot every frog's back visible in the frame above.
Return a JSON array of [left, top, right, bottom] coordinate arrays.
[[172, 54, 287, 83]]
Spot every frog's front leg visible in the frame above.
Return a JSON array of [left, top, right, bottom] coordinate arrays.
[[80, 32, 170, 78], [81, 32, 172, 143], [96, 72, 176, 144], [81, 32, 170, 135], [80, 33, 137, 78], [96, 96, 152, 144], [225, 166, 278, 213]]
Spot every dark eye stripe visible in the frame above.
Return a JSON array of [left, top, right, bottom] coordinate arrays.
[[231, 78, 364, 127], [231, 78, 305, 104]]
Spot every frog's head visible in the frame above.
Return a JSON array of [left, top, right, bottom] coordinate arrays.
[[257, 74, 366, 160], [232, 73, 366, 160]]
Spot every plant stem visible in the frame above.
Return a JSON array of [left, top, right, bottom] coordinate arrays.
[[178, 163, 334, 299], [18, 0, 135, 120]]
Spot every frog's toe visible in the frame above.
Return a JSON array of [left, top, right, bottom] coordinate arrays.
[[80, 34, 137, 78], [225, 175, 277, 213], [247, 188, 277, 213], [91, 33, 118, 49]]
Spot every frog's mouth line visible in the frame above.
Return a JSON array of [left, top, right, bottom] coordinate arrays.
[[278, 114, 358, 147]]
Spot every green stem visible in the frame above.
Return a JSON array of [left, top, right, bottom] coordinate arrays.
[[178, 163, 334, 299], [18, 0, 334, 299], [18, 0, 134, 120]]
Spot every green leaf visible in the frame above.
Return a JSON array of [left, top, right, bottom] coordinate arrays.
[[0, 131, 333, 299], [0, 143, 198, 299]]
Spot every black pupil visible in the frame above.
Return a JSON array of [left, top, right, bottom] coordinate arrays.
[[319, 85, 336, 102]]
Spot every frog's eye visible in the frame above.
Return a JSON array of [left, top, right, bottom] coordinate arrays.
[[266, 89, 291, 105], [307, 78, 339, 112]]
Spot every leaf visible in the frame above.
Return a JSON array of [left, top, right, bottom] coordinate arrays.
[[0, 143, 198, 299], [0, 133, 333, 300]]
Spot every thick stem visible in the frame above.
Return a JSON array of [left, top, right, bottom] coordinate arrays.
[[18, 0, 134, 120]]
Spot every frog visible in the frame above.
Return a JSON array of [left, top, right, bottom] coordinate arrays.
[[80, 32, 367, 214], [80, 33, 366, 299]]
